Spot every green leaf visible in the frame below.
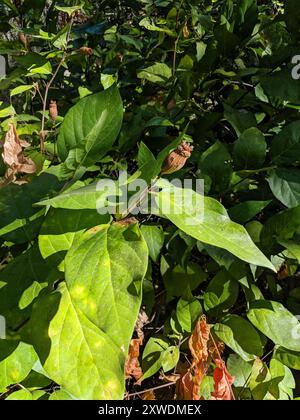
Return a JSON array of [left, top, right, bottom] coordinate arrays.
[[49, 389, 75, 400], [233, 128, 267, 169], [214, 315, 264, 361], [261, 205, 300, 252], [204, 270, 239, 315], [10, 84, 33, 96], [228, 200, 271, 224], [54, 3, 84, 16], [31, 283, 125, 400], [141, 225, 164, 262], [199, 141, 232, 192], [274, 347, 300, 370], [176, 296, 202, 333], [249, 359, 273, 400], [227, 354, 252, 388], [0, 244, 58, 327], [38, 208, 110, 268], [163, 262, 207, 301], [247, 300, 300, 351], [139, 17, 175, 37], [6, 389, 45, 400], [65, 223, 148, 349], [142, 337, 169, 381], [0, 341, 37, 392], [155, 182, 275, 271], [0, 173, 62, 244], [224, 104, 256, 136], [260, 70, 300, 105], [57, 86, 123, 166], [268, 168, 300, 208], [162, 346, 179, 372], [270, 121, 300, 165], [36, 181, 117, 210], [137, 63, 172, 84]]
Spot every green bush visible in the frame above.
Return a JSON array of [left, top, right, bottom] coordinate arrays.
[[0, 0, 299, 400]]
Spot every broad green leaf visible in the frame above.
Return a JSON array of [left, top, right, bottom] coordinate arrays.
[[163, 262, 207, 301], [270, 121, 300, 165], [155, 182, 275, 271], [261, 205, 300, 252], [139, 17, 175, 36], [65, 225, 148, 351], [247, 300, 300, 351], [274, 347, 300, 370], [0, 341, 37, 392], [137, 142, 160, 184], [224, 104, 256, 136], [36, 181, 117, 210], [65, 223, 148, 349], [0, 244, 58, 328], [38, 208, 110, 269], [54, 4, 83, 16], [227, 354, 252, 387], [57, 86, 123, 166], [6, 389, 45, 400], [31, 283, 125, 400], [268, 168, 300, 208], [141, 225, 164, 262], [214, 315, 264, 361], [176, 296, 202, 333], [0, 173, 62, 244], [260, 70, 300, 105], [49, 389, 75, 400], [204, 270, 239, 315], [199, 141, 232, 192], [142, 337, 169, 381], [233, 128, 267, 169], [228, 200, 271, 224], [249, 359, 273, 400], [137, 63, 172, 84], [10, 84, 33, 96], [162, 346, 179, 373], [269, 359, 295, 400]]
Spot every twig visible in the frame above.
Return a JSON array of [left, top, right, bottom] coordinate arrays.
[[125, 381, 177, 398], [39, 16, 74, 152]]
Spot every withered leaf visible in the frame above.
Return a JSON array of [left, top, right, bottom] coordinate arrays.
[[211, 359, 235, 400], [125, 338, 143, 383], [2, 123, 36, 183]]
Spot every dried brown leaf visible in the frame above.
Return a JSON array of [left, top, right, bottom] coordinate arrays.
[[2, 123, 36, 183]]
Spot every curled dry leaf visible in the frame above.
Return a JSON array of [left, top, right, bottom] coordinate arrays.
[[125, 338, 143, 383], [176, 317, 210, 400], [211, 359, 235, 400], [2, 123, 36, 184]]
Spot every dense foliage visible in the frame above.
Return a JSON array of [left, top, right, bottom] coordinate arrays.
[[0, 0, 300, 400]]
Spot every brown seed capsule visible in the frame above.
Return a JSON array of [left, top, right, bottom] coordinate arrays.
[[161, 141, 194, 175], [183, 24, 190, 38], [79, 47, 93, 56], [19, 32, 28, 49], [49, 100, 58, 122]]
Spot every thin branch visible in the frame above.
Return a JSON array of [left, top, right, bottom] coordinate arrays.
[[125, 381, 177, 398], [39, 16, 74, 152]]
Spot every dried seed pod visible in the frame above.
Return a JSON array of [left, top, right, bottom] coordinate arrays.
[[49, 100, 58, 122], [79, 47, 93, 56], [161, 141, 194, 175], [183, 24, 190, 38], [19, 32, 28, 49]]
